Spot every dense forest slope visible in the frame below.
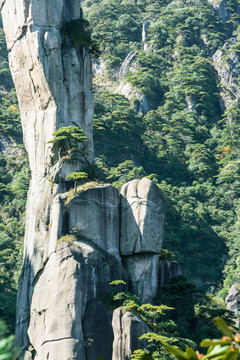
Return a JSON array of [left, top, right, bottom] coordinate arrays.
[[0, 0, 240, 347], [82, 0, 240, 295]]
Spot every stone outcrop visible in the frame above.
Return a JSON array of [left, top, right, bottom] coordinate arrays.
[[112, 307, 150, 360], [225, 283, 240, 328], [122, 254, 160, 303], [213, 38, 240, 111], [117, 81, 150, 115], [208, 0, 229, 22], [83, 301, 114, 360], [120, 179, 166, 304], [142, 21, 151, 44], [0, 0, 94, 358], [158, 260, 183, 288], [26, 242, 126, 359], [68, 184, 120, 258], [1, 1, 94, 183], [119, 51, 138, 82], [120, 178, 166, 256], [117, 51, 150, 115]]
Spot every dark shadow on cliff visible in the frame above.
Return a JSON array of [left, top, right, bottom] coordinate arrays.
[[15, 255, 34, 358]]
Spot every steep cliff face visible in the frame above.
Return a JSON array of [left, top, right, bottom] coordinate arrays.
[[0, 1, 180, 359], [0, 0, 94, 358]]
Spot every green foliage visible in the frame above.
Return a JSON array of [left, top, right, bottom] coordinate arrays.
[[48, 126, 86, 148], [161, 318, 240, 360], [0, 335, 16, 359], [109, 280, 127, 286], [107, 160, 147, 189], [159, 249, 175, 261], [159, 276, 201, 302], [66, 171, 88, 191], [131, 349, 153, 360], [0, 155, 29, 330], [57, 234, 77, 245], [86, 0, 240, 292], [62, 19, 100, 58], [113, 292, 141, 307]]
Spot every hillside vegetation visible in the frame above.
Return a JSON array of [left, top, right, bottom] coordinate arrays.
[[82, 0, 240, 296]]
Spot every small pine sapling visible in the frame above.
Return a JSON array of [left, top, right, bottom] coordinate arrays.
[[66, 171, 88, 193]]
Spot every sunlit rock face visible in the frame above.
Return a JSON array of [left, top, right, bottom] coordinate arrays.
[[213, 38, 240, 111], [1, 1, 175, 359], [68, 184, 120, 258], [1, 0, 94, 358], [226, 284, 240, 328], [120, 178, 166, 256], [117, 51, 150, 115], [122, 254, 160, 303], [27, 242, 127, 360], [1, 0, 94, 183], [112, 307, 150, 360]]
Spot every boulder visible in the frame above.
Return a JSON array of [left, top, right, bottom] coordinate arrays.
[[225, 283, 240, 327], [117, 51, 150, 115], [112, 307, 150, 360], [69, 184, 120, 257], [122, 254, 160, 303], [117, 82, 150, 115], [120, 178, 165, 256]]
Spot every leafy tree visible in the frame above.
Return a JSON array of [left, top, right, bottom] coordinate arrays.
[[0, 325, 18, 360], [66, 171, 88, 193], [62, 19, 100, 58], [48, 126, 86, 149]]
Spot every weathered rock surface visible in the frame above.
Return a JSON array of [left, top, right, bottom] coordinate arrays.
[[225, 283, 240, 327], [122, 254, 160, 303], [120, 178, 166, 256], [26, 242, 126, 359], [112, 307, 150, 360], [0, 0, 95, 358], [122, 257, 183, 304], [142, 21, 151, 43], [119, 51, 138, 82], [69, 184, 120, 257], [117, 51, 150, 115], [213, 38, 240, 111], [1, 3, 94, 181], [83, 301, 114, 360], [158, 260, 183, 288], [0, 135, 24, 157], [117, 81, 150, 115], [208, 0, 229, 22]]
